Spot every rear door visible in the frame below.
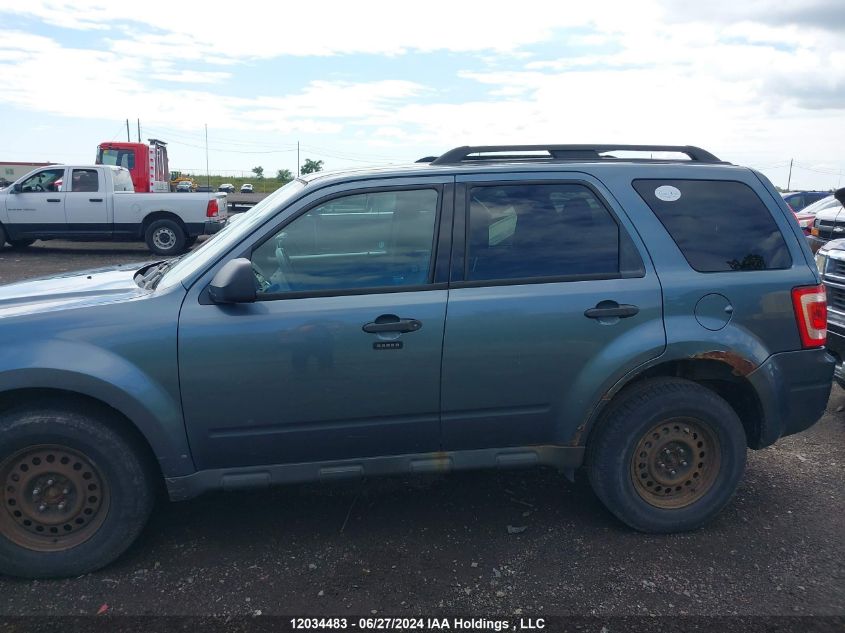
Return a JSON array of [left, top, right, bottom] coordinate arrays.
[[441, 173, 666, 450], [64, 168, 110, 237]]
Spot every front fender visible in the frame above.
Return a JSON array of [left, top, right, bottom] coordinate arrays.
[[0, 339, 194, 477]]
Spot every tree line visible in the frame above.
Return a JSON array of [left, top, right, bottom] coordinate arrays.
[[251, 159, 324, 184]]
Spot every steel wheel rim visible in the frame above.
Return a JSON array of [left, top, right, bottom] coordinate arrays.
[[152, 227, 176, 250], [630, 417, 721, 509], [1, 445, 110, 551]]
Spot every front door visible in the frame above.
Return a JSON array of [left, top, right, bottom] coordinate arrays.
[[64, 168, 110, 236], [5, 168, 67, 239], [178, 184, 451, 470], [441, 176, 666, 450]]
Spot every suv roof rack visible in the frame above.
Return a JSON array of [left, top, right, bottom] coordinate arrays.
[[428, 144, 724, 165]]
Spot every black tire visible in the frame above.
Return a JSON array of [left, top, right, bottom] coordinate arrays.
[[7, 239, 35, 249], [0, 223, 6, 247], [144, 218, 186, 256], [587, 377, 747, 533], [0, 403, 154, 578]]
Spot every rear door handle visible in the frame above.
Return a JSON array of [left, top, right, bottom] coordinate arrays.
[[47, 198, 61, 203], [584, 304, 640, 319], [362, 315, 423, 334], [89, 198, 103, 202]]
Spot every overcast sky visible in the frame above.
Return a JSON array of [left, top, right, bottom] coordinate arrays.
[[0, 0, 843, 189]]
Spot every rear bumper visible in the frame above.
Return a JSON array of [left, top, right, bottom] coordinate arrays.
[[204, 219, 225, 235], [747, 347, 834, 447], [185, 220, 225, 237], [825, 323, 845, 387]]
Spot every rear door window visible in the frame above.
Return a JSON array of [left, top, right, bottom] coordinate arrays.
[[633, 179, 791, 272], [466, 183, 620, 281], [71, 169, 99, 192]]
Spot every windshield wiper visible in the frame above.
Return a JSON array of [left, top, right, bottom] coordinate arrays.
[[137, 257, 183, 290]]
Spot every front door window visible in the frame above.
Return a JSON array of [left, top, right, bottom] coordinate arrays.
[[251, 188, 439, 295]]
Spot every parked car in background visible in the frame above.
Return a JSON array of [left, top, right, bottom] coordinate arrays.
[[813, 189, 845, 385], [0, 165, 227, 255], [175, 180, 193, 192], [782, 190, 829, 211], [0, 144, 833, 578], [240, 183, 254, 193], [218, 183, 235, 193], [808, 194, 845, 251], [795, 195, 841, 236]]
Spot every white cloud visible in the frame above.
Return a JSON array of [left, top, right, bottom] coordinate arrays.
[[0, 0, 843, 187]]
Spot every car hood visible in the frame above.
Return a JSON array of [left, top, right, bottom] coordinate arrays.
[[813, 202, 844, 222], [0, 262, 156, 319]]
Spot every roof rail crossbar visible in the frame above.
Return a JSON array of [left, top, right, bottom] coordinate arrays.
[[429, 144, 723, 165]]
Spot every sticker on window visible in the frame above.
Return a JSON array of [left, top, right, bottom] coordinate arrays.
[[654, 185, 681, 202]]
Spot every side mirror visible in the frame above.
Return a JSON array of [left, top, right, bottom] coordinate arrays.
[[10, 184, 21, 194], [835, 188, 845, 206], [208, 258, 257, 304]]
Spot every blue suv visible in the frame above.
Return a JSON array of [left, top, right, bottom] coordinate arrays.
[[0, 145, 834, 578]]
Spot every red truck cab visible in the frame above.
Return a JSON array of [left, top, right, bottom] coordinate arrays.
[[96, 139, 170, 193]]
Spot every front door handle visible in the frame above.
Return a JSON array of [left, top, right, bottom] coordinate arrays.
[[47, 198, 61, 203], [89, 198, 103, 202], [362, 315, 423, 334], [584, 303, 640, 319]]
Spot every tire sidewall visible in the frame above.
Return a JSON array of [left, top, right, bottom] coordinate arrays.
[[0, 410, 152, 578], [145, 219, 186, 256], [0, 223, 6, 247], [590, 382, 747, 533]]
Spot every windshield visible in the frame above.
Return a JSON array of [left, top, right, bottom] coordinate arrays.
[[97, 147, 136, 169], [800, 195, 838, 216], [157, 179, 306, 290]]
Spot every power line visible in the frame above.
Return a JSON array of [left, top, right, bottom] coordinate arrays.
[[145, 125, 298, 151]]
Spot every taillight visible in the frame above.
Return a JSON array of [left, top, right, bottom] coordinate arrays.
[[791, 284, 827, 348], [206, 199, 219, 218]]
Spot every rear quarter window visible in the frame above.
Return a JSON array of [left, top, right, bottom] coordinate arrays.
[[633, 179, 791, 272]]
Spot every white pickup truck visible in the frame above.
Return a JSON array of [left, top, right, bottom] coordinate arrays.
[[0, 164, 227, 255]]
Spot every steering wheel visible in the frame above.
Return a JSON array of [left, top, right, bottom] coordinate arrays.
[[251, 262, 271, 293], [32, 184, 45, 192]]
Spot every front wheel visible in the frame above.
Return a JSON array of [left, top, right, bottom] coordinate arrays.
[[144, 219, 186, 256], [0, 404, 154, 578], [587, 377, 747, 533]]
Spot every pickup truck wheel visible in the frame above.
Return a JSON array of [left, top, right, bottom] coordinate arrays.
[[7, 239, 35, 249], [587, 378, 746, 533], [0, 405, 154, 578], [0, 224, 6, 247], [145, 219, 186, 256]]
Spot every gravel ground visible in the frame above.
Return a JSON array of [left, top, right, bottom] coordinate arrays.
[[0, 241, 842, 621]]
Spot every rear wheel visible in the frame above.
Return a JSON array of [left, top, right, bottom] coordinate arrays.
[[7, 239, 35, 249], [144, 218, 186, 256], [587, 378, 747, 533], [0, 404, 154, 578], [0, 224, 6, 247]]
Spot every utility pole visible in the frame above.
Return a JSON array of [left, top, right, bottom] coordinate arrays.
[[125, 119, 130, 142], [205, 124, 210, 188], [297, 141, 300, 178], [787, 158, 793, 191], [137, 119, 141, 143]]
